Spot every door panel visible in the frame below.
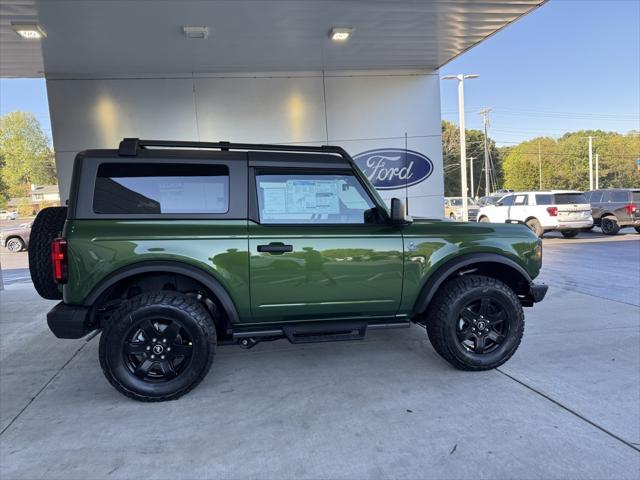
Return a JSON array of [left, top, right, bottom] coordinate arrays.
[[249, 223, 403, 323]]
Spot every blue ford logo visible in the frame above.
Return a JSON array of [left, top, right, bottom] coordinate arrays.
[[353, 148, 433, 190]]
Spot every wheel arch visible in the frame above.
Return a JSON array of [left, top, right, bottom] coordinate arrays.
[[85, 261, 240, 331], [412, 253, 533, 316], [4, 235, 25, 245]]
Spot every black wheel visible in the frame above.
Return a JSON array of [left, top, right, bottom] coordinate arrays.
[[635, 226, 640, 234], [99, 292, 216, 402], [426, 275, 524, 371], [600, 216, 620, 235], [479, 216, 490, 223], [5, 237, 25, 252], [561, 230, 579, 238], [28, 207, 68, 300], [525, 218, 543, 237]]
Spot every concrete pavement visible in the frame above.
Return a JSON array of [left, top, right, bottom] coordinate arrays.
[[0, 234, 639, 479]]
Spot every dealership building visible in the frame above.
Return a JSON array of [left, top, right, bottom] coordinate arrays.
[[1, 0, 545, 218]]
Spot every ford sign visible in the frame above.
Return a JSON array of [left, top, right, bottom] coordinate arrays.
[[353, 148, 434, 190]]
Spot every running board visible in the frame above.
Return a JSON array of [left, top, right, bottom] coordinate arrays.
[[232, 319, 411, 345]]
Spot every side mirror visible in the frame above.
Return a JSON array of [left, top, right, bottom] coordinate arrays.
[[390, 198, 412, 224]]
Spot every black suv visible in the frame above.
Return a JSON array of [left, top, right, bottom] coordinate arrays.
[[586, 188, 640, 235]]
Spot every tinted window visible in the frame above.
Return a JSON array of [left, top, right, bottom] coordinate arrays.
[[553, 193, 588, 204], [256, 173, 374, 224], [94, 163, 229, 214], [513, 194, 528, 206], [610, 191, 629, 203], [589, 191, 603, 203], [535, 194, 553, 205], [500, 195, 514, 206]]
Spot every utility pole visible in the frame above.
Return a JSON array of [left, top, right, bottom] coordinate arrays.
[[468, 156, 476, 199], [479, 107, 492, 196], [443, 74, 480, 221], [588, 136, 594, 191], [595, 154, 599, 190], [538, 141, 542, 190]]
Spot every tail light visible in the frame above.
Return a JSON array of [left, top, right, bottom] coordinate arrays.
[[51, 238, 68, 284], [546, 207, 558, 217], [624, 203, 636, 215]]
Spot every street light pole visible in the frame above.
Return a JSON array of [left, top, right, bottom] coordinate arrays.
[[468, 156, 476, 199], [443, 74, 479, 221], [588, 136, 594, 191], [595, 153, 599, 190]]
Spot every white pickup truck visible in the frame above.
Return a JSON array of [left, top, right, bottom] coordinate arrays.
[[477, 190, 593, 238]]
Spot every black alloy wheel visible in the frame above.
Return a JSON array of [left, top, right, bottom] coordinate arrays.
[[455, 297, 508, 355]]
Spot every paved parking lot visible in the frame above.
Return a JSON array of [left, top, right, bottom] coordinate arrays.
[[1, 230, 639, 479]]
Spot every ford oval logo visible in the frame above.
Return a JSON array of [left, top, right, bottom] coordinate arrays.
[[353, 148, 433, 190]]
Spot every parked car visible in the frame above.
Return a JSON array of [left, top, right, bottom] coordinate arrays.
[[477, 190, 593, 238], [0, 210, 18, 221], [29, 138, 547, 402], [477, 195, 503, 207], [586, 188, 640, 235], [0, 222, 31, 252], [444, 197, 479, 221]]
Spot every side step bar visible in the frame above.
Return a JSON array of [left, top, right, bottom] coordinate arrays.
[[232, 319, 411, 346]]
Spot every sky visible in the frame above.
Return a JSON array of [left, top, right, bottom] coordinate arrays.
[[0, 0, 638, 147]]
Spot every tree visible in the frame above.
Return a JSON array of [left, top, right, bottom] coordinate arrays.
[[442, 121, 501, 197], [0, 111, 56, 205]]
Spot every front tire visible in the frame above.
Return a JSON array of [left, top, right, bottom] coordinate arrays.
[[561, 230, 579, 238], [525, 218, 544, 237], [99, 292, 216, 402], [601, 216, 620, 235], [479, 216, 490, 223], [426, 275, 524, 371]]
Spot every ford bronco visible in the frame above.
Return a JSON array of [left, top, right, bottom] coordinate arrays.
[[29, 138, 547, 401]]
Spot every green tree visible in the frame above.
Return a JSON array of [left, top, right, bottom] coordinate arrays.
[[442, 120, 500, 197], [0, 111, 56, 205]]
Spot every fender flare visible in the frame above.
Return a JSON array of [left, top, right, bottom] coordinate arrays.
[[84, 260, 240, 324], [412, 252, 532, 315]]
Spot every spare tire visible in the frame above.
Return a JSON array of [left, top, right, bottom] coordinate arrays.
[[28, 206, 68, 300]]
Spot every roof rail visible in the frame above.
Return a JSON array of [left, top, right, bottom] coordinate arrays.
[[117, 138, 351, 160]]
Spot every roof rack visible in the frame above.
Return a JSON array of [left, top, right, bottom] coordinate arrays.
[[118, 138, 351, 160]]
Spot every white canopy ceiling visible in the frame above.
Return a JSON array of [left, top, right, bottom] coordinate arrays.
[[1, 0, 545, 78]]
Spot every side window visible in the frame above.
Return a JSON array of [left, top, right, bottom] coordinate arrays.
[[513, 194, 528, 206], [500, 195, 514, 206], [589, 191, 603, 203], [535, 194, 553, 205], [94, 163, 229, 214], [611, 190, 629, 203], [256, 173, 375, 224]]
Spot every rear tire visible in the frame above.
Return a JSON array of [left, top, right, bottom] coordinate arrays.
[[561, 230, 579, 238], [6, 237, 25, 252], [635, 226, 640, 234], [28, 207, 68, 300], [99, 292, 216, 402], [601, 216, 620, 235], [525, 218, 543, 237], [426, 275, 524, 371]]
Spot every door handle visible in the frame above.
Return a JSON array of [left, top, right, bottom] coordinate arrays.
[[257, 243, 293, 254]]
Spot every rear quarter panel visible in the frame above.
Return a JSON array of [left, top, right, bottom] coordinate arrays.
[[63, 219, 250, 319]]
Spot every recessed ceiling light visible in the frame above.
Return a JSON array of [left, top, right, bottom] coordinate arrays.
[[182, 26, 209, 39], [11, 22, 47, 40], [329, 27, 353, 42]]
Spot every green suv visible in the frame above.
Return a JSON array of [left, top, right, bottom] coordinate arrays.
[[29, 139, 547, 401]]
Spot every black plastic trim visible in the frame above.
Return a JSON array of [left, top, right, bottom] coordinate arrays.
[[47, 302, 93, 339], [412, 253, 533, 315], [83, 261, 241, 324]]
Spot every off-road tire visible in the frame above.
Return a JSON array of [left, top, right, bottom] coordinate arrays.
[[601, 216, 620, 235], [28, 207, 68, 300], [561, 230, 579, 238], [5, 237, 25, 252], [525, 218, 543, 237], [99, 292, 216, 402], [426, 275, 525, 371]]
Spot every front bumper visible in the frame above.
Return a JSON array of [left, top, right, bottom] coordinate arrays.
[[520, 282, 548, 307], [47, 302, 95, 339]]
